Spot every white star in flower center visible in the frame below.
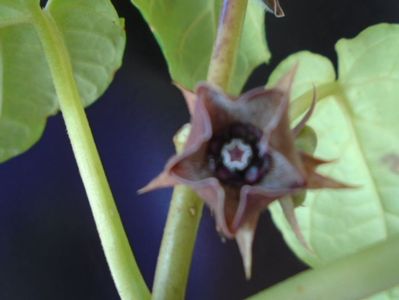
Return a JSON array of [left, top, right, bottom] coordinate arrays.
[[221, 138, 253, 171]]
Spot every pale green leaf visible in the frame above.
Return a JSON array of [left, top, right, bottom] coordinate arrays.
[[0, 1, 35, 23], [267, 50, 337, 121], [267, 50, 336, 99], [0, 0, 125, 162], [131, 0, 270, 94], [268, 24, 399, 299]]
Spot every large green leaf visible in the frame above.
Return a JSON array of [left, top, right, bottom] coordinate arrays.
[[268, 24, 399, 299], [0, 0, 125, 162], [131, 0, 270, 94]]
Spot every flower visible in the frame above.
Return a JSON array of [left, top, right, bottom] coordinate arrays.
[[262, 0, 285, 18], [140, 66, 347, 278]]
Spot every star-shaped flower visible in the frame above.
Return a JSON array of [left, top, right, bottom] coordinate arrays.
[[140, 66, 347, 278]]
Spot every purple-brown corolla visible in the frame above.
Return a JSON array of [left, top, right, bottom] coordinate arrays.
[[140, 67, 346, 278]]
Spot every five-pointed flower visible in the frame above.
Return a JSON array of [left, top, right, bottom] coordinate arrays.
[[140, 66, 347, 278]]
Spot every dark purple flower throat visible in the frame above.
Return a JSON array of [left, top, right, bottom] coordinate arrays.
[[207, 122, 272, 186]]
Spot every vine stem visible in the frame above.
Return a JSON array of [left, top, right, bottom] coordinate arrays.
[[151, 126, 204, 300], [30, 5, 150, 300], [207, 0, 249, 88], [247, 236, 399, 300], [152, 1, 249, 299]]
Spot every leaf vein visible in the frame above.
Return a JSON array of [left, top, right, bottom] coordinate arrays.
[[336, 92, 389, 238]]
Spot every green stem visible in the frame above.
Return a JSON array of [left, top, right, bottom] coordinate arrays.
[[30, 6, 150, 300], [151, 126, 204, 300], [207, 0, 249, 89], [151, 184, 203, 300], [152, 1, 249, 299], [247, 236, 399, 300]]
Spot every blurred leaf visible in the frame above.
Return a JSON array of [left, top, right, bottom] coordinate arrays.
[[268, 50, 336, 99], [0, 0, 125, 162], [131, 0, 270, 94], [269, 24, 399, 299], [267, 50, 337, 121]]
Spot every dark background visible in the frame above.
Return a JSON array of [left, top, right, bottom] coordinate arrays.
[[1, 0, 398, 299]]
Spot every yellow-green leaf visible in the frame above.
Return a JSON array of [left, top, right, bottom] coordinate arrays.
[[0, 0, 125, 162], [269, 24, 399, 299], [131, 0, 270, 94]]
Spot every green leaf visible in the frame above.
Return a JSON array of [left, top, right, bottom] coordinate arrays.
[[269, 24, 399, 299], [131, 0, 270, 94], [0, 0, 125, 163]]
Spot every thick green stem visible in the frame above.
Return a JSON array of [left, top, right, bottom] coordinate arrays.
[[247, 236, 399, 300], [151, 126, 204, 300], [152, 1, 249, 299], [207, 0, 249, 89], [30, 6, 150, 300], [151, 183, 203, 300]]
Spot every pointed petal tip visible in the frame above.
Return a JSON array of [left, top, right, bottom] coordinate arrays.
[[264, 0, 285, 18], [300, 153, 356, 189], [137, 187, 147, 195], [276, 11, 285, 18], [137, 172, 177, 195], [275, 63, 299, 93], [137, 181, 158, 195], [236, 226, 255, 280], [274, 6, 285, 18], [245, 266, 252, 281], [308, 172, 357, 190], [279, 198, 312, 252]]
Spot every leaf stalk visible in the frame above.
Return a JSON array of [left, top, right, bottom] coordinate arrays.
[[207, 0, 249, 89], [30, 5, 150, 300]]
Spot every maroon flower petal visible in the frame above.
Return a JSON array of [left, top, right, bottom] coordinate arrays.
[[232, 186, 276, 231], [139, 89, 213, 193], [190, 177, 232, 234], [138, 171, 180, 194], [267, 65, 306, 174], [233, 185, 295, 279], [300, 152, 352, 189], [196, 83, 289, 137], [140, 64, 352, 279], [258, 149, 305, 191], [236, 88, 287, 131], [195, 83, 238, 134], [216, 186, 240, 238], [234, 186, 275, 279]]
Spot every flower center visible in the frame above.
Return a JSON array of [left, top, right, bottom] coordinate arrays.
[[221, 138, 253, 171], [207, 122, 272, 186]]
